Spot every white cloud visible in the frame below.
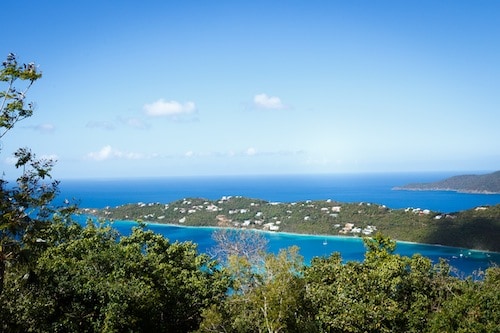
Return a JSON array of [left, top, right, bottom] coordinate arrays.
[[4, 154, 58, 166], [245, 147, 257, 156], [87, 145, 113, 161], [253, 93, 285, 110], [143, 99, 196, 117], [86, 145, 146, 161]]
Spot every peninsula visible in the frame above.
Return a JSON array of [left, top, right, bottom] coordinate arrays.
[[84, 197, 500, 252], [393, 170, 500, 194]]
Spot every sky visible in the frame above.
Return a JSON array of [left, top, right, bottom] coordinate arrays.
[[1, 0, 499, 179]]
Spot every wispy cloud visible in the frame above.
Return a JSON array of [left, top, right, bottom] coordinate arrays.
[[86, 146, 303, 163], [87, 117, 150, 130], [4, 156, 18, 165], [86, 120, 116, 130], [253, 93, 286, 110], [86, 145, 148, 161], [182, 147, 302, 158], [143, 99, 196, 117], [36, 123, 56, 133], [4, 153, 58, 166], [117, 116, 149, 129], [22, 123, 56, 133]]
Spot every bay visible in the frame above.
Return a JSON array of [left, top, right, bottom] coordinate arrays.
[[60, 173, 500, 277], [103, 219, 500, 278]]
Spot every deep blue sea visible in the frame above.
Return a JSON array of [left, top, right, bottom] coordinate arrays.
[[59, 173, 500, 277]]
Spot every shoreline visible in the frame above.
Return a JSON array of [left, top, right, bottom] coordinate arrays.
[[104, 217, 500, 255], [393, 187, 500, 195]]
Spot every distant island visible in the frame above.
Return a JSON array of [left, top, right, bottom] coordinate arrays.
[[393, 171, 500, 194], [84, 197, 500, 252]]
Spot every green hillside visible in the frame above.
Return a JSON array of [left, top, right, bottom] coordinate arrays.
[[395, 170, 500, 194], [85, 197, 500, 252]]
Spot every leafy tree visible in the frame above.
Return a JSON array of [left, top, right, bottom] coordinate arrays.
[[430, 266, 500, 332], [304, 234, 463, 332], [0, 53, 75, 296], [0, 52, 41, 138], [0, 52, 231, 332], [198, 246, 317, 333], [1, 221, 230, 332]]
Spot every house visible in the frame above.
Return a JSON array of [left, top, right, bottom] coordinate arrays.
[[206, 204, 219, 212], [339, 223, 355, 234]]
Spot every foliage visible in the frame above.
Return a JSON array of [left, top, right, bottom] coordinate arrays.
[[304, 234, 459, 332], [197, 246, 317, 333], [396, 170, 500, 194], [93, 196, 500, 252], [429, 266, 500, 332], [0, 221, 229, 332], [0, 53, 77, 296], [0, 52, 42, 138], [0, 53, 230, 332], [197, 232, 500, 333]]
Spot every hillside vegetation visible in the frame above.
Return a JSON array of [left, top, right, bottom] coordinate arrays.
[[86, 197, 500, 252], [394, 170, 500, 194]]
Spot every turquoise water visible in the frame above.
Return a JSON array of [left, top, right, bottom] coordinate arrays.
[[102, 219, 500, 278], [61, 173, 500, 277]]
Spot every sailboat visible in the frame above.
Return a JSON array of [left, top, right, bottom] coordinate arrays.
[[323, 239, 328, 245]]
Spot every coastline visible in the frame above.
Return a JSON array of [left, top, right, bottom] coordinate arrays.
[[60, 173, 500, 213], [393, 187, 500, 195], [105, 217, 500, 255]]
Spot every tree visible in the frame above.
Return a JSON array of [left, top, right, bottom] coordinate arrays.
[[303, 234, 464, 332], [198, 246, 317, 333], [209, 228, 269, 265], [1, 221, 230, 332], [429, 266, 500, 332], [0, 53, 73, 296], [0, 53, 230, 332], [0, 53, 41, 138]]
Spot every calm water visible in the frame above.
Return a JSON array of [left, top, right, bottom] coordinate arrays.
[[60, 172, 500, 212], [101, 220, 499, 278], [60, 173, 500, 277]]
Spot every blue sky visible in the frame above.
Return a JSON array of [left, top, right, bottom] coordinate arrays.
[[1, 1, 499, 179]]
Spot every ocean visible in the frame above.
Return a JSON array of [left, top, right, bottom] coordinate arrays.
[[59, 172, 500, 276], [59, 172, 500, 212]]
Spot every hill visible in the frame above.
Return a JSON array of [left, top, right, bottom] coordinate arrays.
[[393, 171, 500, 194], [84, 197, 500, 252]]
